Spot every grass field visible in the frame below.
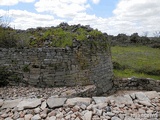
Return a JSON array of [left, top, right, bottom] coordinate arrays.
[[111, 46, 160, 80]]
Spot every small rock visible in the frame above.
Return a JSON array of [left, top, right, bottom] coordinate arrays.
[[48, 116, 56, 120], [84, 111, 92, 120], [111, 116, 121, 120], [1, 113, 8, 118], [71, 113, 76, 118], [96, 109, 103, 116], [73, 105, 80, 112], [56, 112, 63, 118], [40, 113, 47, 119], [106, 106, 111, 112], [119, 114, 125, 119], [65, 115, 71, 119], [87, 104, 93, 110], [4, 117, 13, 120], [146, 109, 153, 114], [75, 117, 81, 120], [17, 118, 24, 120], [34, 107, 41, 114], [138, 108, 146, 114], [0, 99, 3, 107], [106, 112, 115, 117], [48, 110, 56, 117], [80, 104, 87, 110], [138, 100, 152, 106], [13, 111, 19, 119], [47, 97, 67, 108], [40, 101, 46, 110], [31, 114, 41, 120], [25, 114, 33, 120]]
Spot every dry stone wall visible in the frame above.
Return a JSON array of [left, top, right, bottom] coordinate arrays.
[[114, 77, 160, 92], [0, 40, 113, 95]]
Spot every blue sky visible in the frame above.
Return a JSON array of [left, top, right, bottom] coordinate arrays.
[[0, 0, 160, 36]]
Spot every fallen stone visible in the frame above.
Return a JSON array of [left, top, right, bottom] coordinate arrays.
[[96, 109, 103, 116], [144, 91, 159, 99], [13, 111, 19, 119], [66, 97, 91, 106], [4, 117, 13, 120], [34, 107, 41, 114], [17, 118, 24, 120], [56, 112, 63, 118], [40, 113, 47, 119], [106, 112, 115, 117], [86, 104, 93, 110], [47, 97, 67, 108], [75, 117, 81, 120], [80, 104, 87, 110], [135, 92, 150, 101], [60, 89, 77, 97], [48, 110, 56, 117], [1, 113, 8, 118], [17, 99, 41, 110], [114, 95, 133, 105], [138, 100, 152, 106], [40, 101, 47, 110], [1, 99, 22, 109], [84, 111, 92, 120], [92, 97, 108, 104], [111, 116, 121, 120], [25, 114, 33, 120], [48, 116, 56, 120], [31, 114, 41, 120]]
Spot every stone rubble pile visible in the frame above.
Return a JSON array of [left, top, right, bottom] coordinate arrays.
[[0, 89, 160, 120]]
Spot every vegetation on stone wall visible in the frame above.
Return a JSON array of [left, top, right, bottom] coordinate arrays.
[[0, 66, 21, 86], [0, 27, 18, 48]]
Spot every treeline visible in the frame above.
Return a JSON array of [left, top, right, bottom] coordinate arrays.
[[109, 33, 160, 48]]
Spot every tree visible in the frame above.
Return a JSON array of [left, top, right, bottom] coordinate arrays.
[[153, 31, 160, 38], [143, 31, 149, 37], [130, 33, 140, 43], [0, 16, 17, 48]]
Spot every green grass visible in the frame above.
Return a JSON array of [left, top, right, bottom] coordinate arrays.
[[111, 46, 160, 80]]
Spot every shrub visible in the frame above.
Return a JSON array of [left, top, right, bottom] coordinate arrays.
[[0, 66, 20, 87], [0, 27, 17, 48]]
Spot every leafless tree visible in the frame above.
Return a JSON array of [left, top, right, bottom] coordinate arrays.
[[153, 31, 160, 38], [143, 31, 149, 37]]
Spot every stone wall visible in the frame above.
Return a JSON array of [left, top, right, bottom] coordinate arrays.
[[114, 77, 160, 92], [0, 40, 113, 95]]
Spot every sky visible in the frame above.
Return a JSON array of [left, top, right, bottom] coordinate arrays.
[[0, 0, 160, 36]]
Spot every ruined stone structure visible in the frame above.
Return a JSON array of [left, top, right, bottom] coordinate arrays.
[[114, 77, 160, 92], [0, 40, 113, 95]]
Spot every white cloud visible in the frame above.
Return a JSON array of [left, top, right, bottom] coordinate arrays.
[[91, 0, 100, 4], [35, 0, 90, 18], [0, 9, 63, 29], [0, 0, 35, 6], [111, 0, 160, 36], [1, 0, 160, 36]]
